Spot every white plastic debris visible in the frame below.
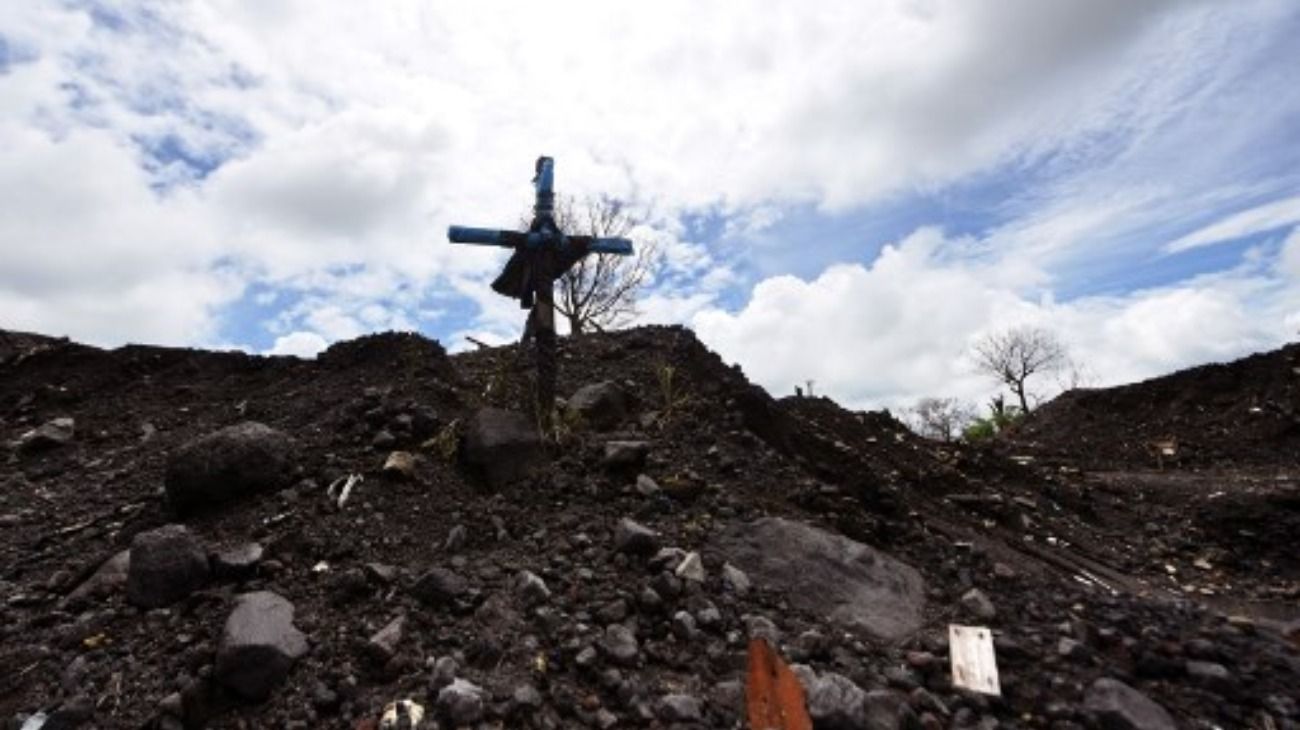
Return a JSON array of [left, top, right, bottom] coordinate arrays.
[[326, 473, 363, 509], [380, 698, 425, 729], [949, 624, 1001, 696], [20, 713, 48, 730]]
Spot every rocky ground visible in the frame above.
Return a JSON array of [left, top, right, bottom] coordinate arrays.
[[0, 326, 1296, 729]]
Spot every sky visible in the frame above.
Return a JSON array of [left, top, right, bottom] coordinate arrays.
[[1, 1, 1298, 411]]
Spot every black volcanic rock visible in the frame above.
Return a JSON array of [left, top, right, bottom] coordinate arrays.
[[164, 421, 298, 515]]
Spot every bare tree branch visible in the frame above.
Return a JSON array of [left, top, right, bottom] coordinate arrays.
[[971, 326, 1069, 414], [906, 397, 976, 442], [524, 195, 659, 335]]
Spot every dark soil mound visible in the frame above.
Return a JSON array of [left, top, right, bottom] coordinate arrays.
[[1, 325, 1296, 729], [1008, 343, 1300, 469]]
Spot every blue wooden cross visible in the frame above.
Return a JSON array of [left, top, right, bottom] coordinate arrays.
[[447, 156, 634, 424]]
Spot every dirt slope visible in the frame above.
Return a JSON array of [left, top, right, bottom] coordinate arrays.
[[1008, 343, 1300, 469], [0, 326, 1296, 729]]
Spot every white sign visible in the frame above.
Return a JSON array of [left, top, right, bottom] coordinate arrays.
[[949, 624, 1001, 696]]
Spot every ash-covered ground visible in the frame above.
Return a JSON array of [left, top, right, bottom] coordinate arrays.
[[1, 326, 1296, 729]]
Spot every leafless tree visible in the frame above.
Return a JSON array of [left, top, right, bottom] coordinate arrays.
[[971, 326, 1069, 414], [906, 397, 977, 442], [526, 195, 659, 335]]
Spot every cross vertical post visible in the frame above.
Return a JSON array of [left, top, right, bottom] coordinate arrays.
[[448, 157, 634, 431]]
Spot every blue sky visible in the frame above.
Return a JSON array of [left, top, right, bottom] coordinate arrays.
[[1, 1, 1298, 409]]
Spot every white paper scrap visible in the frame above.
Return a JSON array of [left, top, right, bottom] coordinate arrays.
[[949, 624, 1001, 696]]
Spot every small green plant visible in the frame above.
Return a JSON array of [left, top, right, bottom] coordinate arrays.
[[962, 400, 1023, 443], [536, 403, 584, 447], [428, 418, 461, 462], [656, 361, 690, 421]]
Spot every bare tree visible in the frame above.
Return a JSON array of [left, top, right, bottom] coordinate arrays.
[[525, 195, 658, 335], [907, 397, 976, 442], [971, 326, 1069, 414]]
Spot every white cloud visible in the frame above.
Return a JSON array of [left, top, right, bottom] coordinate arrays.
[[1281, 228, 1300, 278], [692, 227, 1294, 410], [1, 0, 1296, 390], [1164, 196, 1300, 253], [266, 330, 328, 358]]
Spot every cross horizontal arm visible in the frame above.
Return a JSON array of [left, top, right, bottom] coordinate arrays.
[[447, 226, 529, 247], [567, 235, 634, 256], [448, 226, 634, 256]]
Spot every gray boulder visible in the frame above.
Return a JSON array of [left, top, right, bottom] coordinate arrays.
[[461, 408, 544, 486], [567, 381, 629, 430], [164, 422, 297, 515], [716, 517, 925, 642], [214, 591, 308, 701], [126, 525, 210, 608], [1083, 678, 1177, 730]]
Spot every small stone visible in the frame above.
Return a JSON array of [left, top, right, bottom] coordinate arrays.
[[1058, 637, 1087, 661], [992, 563, 1017, 580], [382, 451, 416, 479], [431, 656, 457, 688], [311, 682, 340, 711], [600, 624, 639, 666], [635, 474, 660, 496], [436, 678, 484, 725], [696, 602, 723, 629], [674, 551, 705, 582], [597, 598, 629, 624], [14, 417, 75, 453], [613, 518, 659, 555], [364, 562, 398, 585], [411, 567, 468, 606], [513, 683, 543, 710], [1185, 660, 1233, 694], [567, 381, 629, 430], [603, 441, 651, 470], [372, 429, 397, 449], [722, 563, 751, 595], [650, 547, 688, 571], [575, 646, 599, 668], [743, 615, 781, 644], [211, 543, 264, 581], [126, 525, 210, 609], [656, 694, 702, 722], [672, 611, 697, 640], [959, 588, 997, 621], [515, 570, 551, 605], [638, 586, 663, 611], [365, 615, 406, 665], [443, 525, 467, 553]]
